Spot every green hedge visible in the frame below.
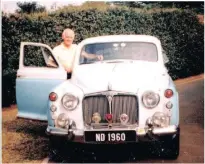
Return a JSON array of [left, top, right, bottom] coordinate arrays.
[[2, 9, 204, 107]]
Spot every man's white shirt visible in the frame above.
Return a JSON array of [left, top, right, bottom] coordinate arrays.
[[52, 43, 77, 70]]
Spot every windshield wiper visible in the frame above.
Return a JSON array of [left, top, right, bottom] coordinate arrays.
[[83, 59, 135, 64], [102, 59, 135, 63], [83, 61, 105, 64]]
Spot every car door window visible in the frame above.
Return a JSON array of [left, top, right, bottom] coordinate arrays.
[[23, 45, 58, 68]]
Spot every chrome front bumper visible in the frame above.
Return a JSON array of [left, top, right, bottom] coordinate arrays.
[[46, 125, 178, 143]]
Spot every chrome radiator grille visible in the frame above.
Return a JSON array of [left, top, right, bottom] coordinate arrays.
[[83, 95, 109, 123], [112, 95, 138, 124], [82, 93, 138, 125]]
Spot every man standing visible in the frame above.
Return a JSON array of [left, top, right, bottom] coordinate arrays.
[[52, 28, 103, 78]]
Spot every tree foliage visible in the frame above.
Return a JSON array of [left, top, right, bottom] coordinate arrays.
[[2, 8, 204, 107], [16, 1, 46, 14], [107, 1, 204, 13]]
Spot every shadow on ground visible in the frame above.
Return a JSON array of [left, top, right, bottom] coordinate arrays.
[[2, 118, 49, 162], [4, 118, 48, 138], [49, 142, 177, 163]]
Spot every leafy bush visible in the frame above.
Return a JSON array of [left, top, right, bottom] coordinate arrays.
[[2, 8, 204, 107]]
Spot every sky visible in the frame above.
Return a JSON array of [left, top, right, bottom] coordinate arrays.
[[2, 0, 85, 13]]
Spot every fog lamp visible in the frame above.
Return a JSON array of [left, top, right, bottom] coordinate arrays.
[[152, 112, 169, 127], [57, 113, 70, 128]]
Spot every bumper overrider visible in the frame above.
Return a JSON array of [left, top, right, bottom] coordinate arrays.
[[46, 125, 179, 143]]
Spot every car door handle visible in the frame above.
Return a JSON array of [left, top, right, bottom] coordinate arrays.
[[17, 75, 25, 78]]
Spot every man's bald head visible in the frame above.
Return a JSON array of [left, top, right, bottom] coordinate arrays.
[[62, 28, 75, 39], [62, 28, 75, 47]]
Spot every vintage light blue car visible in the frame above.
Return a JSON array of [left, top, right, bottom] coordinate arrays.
[[16, 35, 179, 159]]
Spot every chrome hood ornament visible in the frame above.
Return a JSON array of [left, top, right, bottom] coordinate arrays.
[[108, 82, 112, 91]]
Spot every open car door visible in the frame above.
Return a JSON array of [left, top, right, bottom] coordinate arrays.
[[16, 42, 67, 121]]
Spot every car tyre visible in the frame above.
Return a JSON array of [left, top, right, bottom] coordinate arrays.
[[48, 136, 70, 162], [161, 131, 180, 160]]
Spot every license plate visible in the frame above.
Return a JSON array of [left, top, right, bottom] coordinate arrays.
[[84, 131, 136, 142]]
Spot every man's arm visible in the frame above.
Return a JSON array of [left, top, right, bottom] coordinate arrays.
[[47, 48, 59, 67], [81, 51, 103, 60]]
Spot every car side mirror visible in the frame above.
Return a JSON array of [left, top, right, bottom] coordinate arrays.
[[162, 50, 169, 64]]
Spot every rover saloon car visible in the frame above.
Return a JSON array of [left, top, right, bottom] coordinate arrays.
[[16, 35, 179, 159]]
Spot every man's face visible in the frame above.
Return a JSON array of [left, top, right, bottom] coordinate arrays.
[[62, 31, 74, 47]]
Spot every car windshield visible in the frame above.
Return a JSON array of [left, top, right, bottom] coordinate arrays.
[[79, 42, 158, 64]]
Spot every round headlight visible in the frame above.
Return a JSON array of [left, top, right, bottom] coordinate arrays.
[[142, 91, 160, 109], [152, 112, 169, 127], [57, 113, 70, 128], [62, 94, 79, 111]]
